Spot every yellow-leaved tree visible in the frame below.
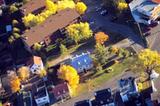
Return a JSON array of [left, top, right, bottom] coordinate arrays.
[[138, 49, 160, 74], [18, 66, 30, 81], [117, 2, 128, 12], [39, 69, 47, 78], [75, 2, 87, 14], [23, 13, 38, 27], [57, 0, 75, 11], [66, 22, 93, 44], [45, 0, 57, 14], [58, 65, 79, 96]]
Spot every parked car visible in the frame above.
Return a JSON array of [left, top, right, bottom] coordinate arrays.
[[110, 16, 118, 22], [74, 100, 92, 106], [89, 19, 94, 25], [100, 10, 108, 16], [95, 7, 102, 12]]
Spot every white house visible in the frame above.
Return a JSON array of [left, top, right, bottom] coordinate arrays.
[[129, 0, 160, 25], [34, 86, 50, 106], [28, 56, 44, 74]]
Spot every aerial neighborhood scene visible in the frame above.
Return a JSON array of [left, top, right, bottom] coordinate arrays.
[[1, 0, 160, 106]]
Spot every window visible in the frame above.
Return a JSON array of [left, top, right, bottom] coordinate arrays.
[[78, 62, 81, 65]]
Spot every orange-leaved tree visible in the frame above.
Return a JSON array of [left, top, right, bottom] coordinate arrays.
[[58, 65, 79, 96], [18, 66, 30, 81], [8, 71, 21, 93], [95, 32, 109, 44]]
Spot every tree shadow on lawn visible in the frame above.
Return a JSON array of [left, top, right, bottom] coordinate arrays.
[[71, 38, 95, 55], [79, 70, 98, 83]]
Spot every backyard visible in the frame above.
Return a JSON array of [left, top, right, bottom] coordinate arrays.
[[74, 56, 139, 96]]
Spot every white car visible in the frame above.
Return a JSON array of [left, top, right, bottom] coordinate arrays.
[[95, 7, 102, 12], [100, 10, 108, 16]]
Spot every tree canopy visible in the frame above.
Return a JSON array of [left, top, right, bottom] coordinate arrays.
[[75, 2, 87, 14], [66, 22, 93, 44], [18, 66, 30, 81], [138, 49, 160, 71], [8, 72, 21, 93], [60, 44, 68, 55], [95, 32, 109, 44], [58, 65, 79, 96], [46, 0, 57, 13], [93, 43, 108, 65], [57, 0, 75, 11]]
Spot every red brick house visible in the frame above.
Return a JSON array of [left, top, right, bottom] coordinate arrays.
[[48, 82, 70, 101]]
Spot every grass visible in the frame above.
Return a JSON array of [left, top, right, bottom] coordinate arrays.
[[46, 44, 83, 67], [75, 56, 138, 96]]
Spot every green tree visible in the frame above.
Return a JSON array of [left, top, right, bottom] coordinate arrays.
[[13, 27, 20, 33], [60, 44, 68, 55], [13, 33, 21, 39], [93, 43, 108, 65], [8, 36, 15, 43], [10, 4, 18, 13], [12, 20, 19, 26]]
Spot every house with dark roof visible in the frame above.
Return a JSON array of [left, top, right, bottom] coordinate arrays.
[[48, 82, 70, 102], [22, 8, 80, 47], [118, 77, 140, 104], [129, 0, 160, 25], [33, 82, 50, 106], [94, 88, 115, 106], [70, 52, 93, 73], [22, 91, 33, 106]]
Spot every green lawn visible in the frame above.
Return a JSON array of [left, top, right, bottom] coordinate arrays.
[[75, 56, 138, 96]]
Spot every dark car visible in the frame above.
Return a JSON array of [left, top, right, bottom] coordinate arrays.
[[74, 100, 92, 106], [110, 16, 118, 22]]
